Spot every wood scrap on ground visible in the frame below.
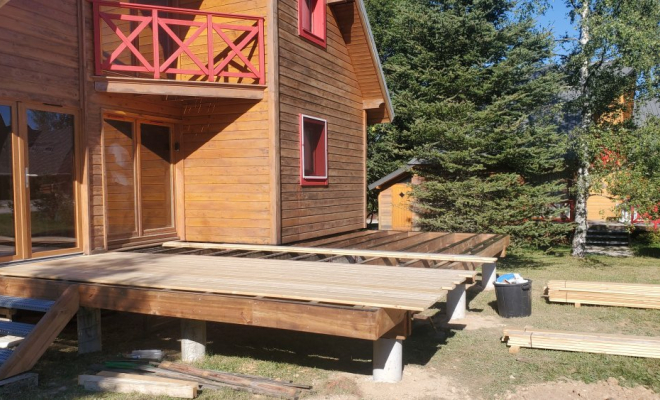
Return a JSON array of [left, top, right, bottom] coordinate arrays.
[[122, 349, 164, 361], [545, 280, 660, 309], [502, 327, 660, 358], [79, 373, 198, 398], [83, 359, 311, 399]]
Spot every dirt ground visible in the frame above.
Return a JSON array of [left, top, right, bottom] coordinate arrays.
[[306, 311, 660, 400], [309, 369, 659, 400]]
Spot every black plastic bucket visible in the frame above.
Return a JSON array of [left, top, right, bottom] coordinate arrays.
[[494, 280, 532, 318]]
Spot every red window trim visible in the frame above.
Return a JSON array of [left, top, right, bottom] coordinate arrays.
[[298, 0, 327, 48], [300, 114, 328, 186]]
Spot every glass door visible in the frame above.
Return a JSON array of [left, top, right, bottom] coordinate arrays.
[[139, 123, 173, 232], [24, 107, 78, 255], [0, 104, 18, 261], [0, 103, 81, 263], [103, 116, 174, 246]]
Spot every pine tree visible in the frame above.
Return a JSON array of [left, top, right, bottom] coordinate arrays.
[[366, 0, 571, 247]]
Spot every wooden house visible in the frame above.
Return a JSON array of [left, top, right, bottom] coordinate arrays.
[[0, 1, 513, 385], [0, 0, 394, 262]]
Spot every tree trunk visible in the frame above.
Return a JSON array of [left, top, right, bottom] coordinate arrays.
[[571, 1, 591, 257], [572, 160, 590, 256]]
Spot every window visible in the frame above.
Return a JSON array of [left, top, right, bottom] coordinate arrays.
[[298, 0, 326, 47], [300, 115, 328, 186]]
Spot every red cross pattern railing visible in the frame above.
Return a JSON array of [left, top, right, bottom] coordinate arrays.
[[90, 1, 265, 85]]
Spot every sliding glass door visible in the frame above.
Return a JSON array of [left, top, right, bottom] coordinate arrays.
[[0, 102, 81, 263], [103, 116, 174, 245]]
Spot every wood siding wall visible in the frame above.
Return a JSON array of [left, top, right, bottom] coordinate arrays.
[[178, 0, 271, 244], [181, 98, 271, 244], [278, 0, 366, 243], [0, 0, 80, 107]]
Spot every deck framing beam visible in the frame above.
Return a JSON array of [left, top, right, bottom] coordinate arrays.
[[0, 276, 407, 341]]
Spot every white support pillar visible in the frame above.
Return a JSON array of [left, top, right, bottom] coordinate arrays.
[[77, 307, 102, 354], [481, 262, 497, 291], [446, 284, 466, 321], [373, 338, 403, 383], [181, 319, 206, 362]]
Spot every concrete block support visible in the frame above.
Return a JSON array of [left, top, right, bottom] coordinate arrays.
[[181, 319, 206, 362], [446, 284, 466, 321], [481, 262, 497, 291], [77, 307, 102, 354], [373, 338, 403, 383]]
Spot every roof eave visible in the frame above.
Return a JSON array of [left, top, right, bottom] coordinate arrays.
[[355, 0, 395, 122]]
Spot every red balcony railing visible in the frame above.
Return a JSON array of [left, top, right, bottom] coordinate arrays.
[[90, 1, 265, 85]]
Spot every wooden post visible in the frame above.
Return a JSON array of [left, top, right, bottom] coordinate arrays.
[[181, 320, 206, 363], [373, 338, 403, 383], [446, 284, 466, 321], [482, 262, 497, 291], [77, 307, 102, 354]]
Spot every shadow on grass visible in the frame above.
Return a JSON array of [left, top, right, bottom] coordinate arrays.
[[632, 244, 660, 258]]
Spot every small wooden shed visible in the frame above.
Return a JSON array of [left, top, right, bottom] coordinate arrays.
[[369, 161, 422, 231]]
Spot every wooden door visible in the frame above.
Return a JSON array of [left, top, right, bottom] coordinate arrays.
[[391, 183, 413, 231], [0, 102, 82, 262]]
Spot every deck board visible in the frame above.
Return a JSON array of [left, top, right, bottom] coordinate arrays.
[[0, 252, 475, 311]]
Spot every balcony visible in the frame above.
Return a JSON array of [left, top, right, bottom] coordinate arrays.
[[90, 0, 266, 99]]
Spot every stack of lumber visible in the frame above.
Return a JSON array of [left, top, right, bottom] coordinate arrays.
[[502, 327, 660, 358], [546, 280, 660, 309], [81, 361, 311, 399]]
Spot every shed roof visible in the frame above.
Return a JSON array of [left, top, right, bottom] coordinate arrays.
[[368, 159, 423, 191]]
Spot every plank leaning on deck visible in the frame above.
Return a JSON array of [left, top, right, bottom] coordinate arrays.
[[162, 241, 498, 264]]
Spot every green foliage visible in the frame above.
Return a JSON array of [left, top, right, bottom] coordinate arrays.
[[589, 118, 660, 223], [366, 0, 572, 247]]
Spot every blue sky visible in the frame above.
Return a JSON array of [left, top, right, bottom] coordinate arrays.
[[535, 0, 578, 56]]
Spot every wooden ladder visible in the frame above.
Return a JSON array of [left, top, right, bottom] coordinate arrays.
[[0, 286, 79, 379]]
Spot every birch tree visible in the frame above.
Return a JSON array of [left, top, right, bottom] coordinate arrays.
[[562, 0, 660, 256]]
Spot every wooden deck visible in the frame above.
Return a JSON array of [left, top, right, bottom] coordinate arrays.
[[0, 252, 473, 311]]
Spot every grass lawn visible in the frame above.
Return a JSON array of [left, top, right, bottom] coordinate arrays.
[[10, 244, 660, 399]]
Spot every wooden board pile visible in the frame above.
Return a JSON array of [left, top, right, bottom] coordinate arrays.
[[502, 327, 660, 358], [545, 280, 660, 309], [79, 360, 311, 399]]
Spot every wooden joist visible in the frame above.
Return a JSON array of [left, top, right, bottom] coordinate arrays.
[[162, 241, 498, 264], [502, 327, 660, 359], [546, 280, 660, 309]]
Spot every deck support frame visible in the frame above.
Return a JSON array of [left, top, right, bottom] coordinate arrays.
[[446, 284, 466, 321], [77, 307, 102, 354], [181, 319, 206, 362], [373, 338, 403, 382], [482, 263, 497, 291], [0, 276, 408, 341]]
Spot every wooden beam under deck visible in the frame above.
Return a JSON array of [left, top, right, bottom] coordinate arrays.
[[0, 276, 406, 341]]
